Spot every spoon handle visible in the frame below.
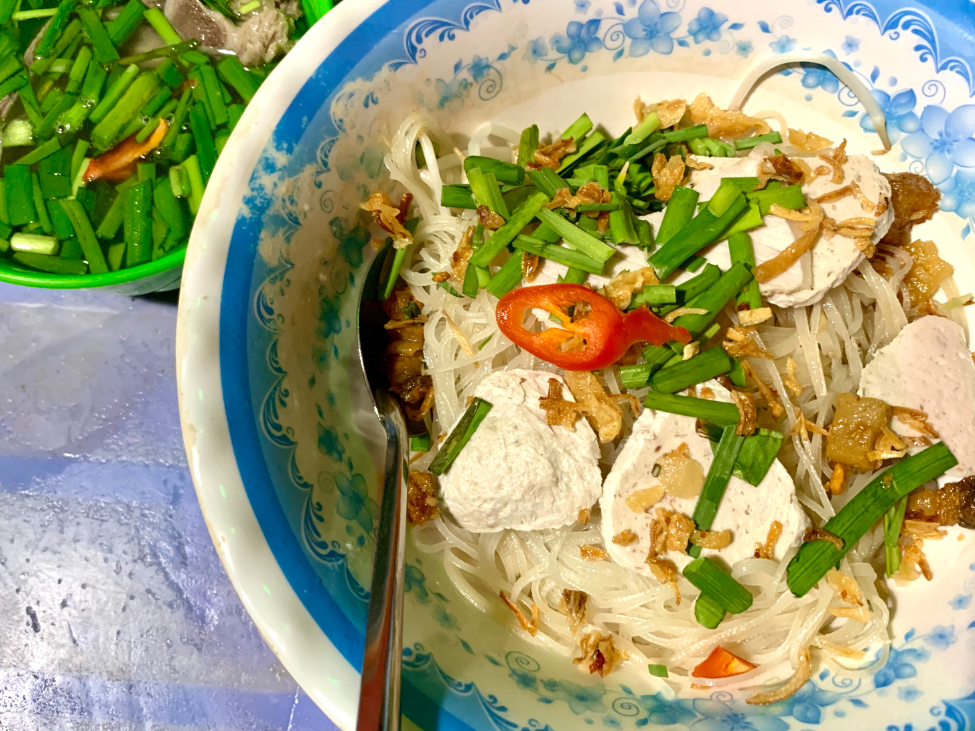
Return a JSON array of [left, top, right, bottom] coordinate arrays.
[[357, 392, 409, 731]]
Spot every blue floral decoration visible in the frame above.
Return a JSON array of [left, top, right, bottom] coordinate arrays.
[[527, 37, 548, 60], [941, 168, 975, 219], [926, 625, 957, 650], [687, 7, 727, 44], [405, 564, 430, 603], [469, 55, 492, 81], [316, 424, 345, 462], [901, 105, 975, 184], [553, 19, 602, 64], [875, 646, 929, 688], [841, 34, 859, 55], [690, 699, 789, 731], [334, 471, 378, 534], [861, 89, 920, 136], [769, 34, 796, 54], [736, 40, 753, 58], [950, 594, 972, 610], [623, 0, 680, 56]]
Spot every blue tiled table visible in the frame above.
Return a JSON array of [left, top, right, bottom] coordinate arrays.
[[0, 282, 340, 731]]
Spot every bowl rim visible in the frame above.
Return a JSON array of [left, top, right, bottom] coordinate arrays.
[[174, 0, 387, 727]]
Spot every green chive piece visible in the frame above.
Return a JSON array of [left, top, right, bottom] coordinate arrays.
[[467, 168, 509, 218], [430, 397, 494, 475], [0, 0, 19, 23], [0, 71, 28, 102], [729, 357, 747, 388], [70, 140, 89, 182], [683, 557, 754, 614], [379, 244, 408, 300], [734, 429, 783, 486], [746, 184, 806, 214], [182, 155, 205, 214], [13, 251, 87, 274], [96, 181, 134, 239], [647, 664, 669, 678], [441, 184, 476, 209], [215, 55, 259, 102], [687, 425, 746, 558], [3, 118, 35, 148], [608, 196, 641, 245], [656, 265, 723, 319], [672, 263, 753, 336], [107, 0, 146, 44], [649, 347, 733, 395], [64, 47, 92, 96], [513, 234, 604, 274], [33, 0, 77, 61], [156, 57, 184, 89], [624, 112, 660, 147], [238, 0, 260, 13], [6, 165, 37, 225], [642, 390, 740, 426], [469, 191, 550, 268], [77, 7, 119, 62], [558, 131, 607, 173], [14, 137, 61, 167], [143, 7, 182, 45], [694, 593, 726, 629], [884, 495, 909, 576], [729, 232, 762, 311], [717, 200, 763, 240], [123, 180, 152, 267], [106, 241, 126, 271], [662, 124, 708, 142], [31, 18, 80, 75], [560, 113, 592, 141], [410, 433, 432, 452], [188, 105, 217, 183], [12, 6, 56, 17], [227, 103, 244, 131], [169, 165, 189, 198], [161, 87, 193, 150], [518, 124, 539, 167], [559, 267, 587, 285], [535, 208, 616, 263], [486, 251, 524, 298], [89, 64, 139, 125], [59, 236, 83, 259], [199, 64, 228, 126], [461, 260, 481, 297], [11, 232, 59, 255], [59, 198, 109, 273], [81, 60, 108, 104], [629, 284, 676, 309], [30, 173, 54, 235], [525, 167, 569, 198], [180, 49, 210, 66], [788, 443, 957, 597], [0, 56, 23, 87], [650, 195, 748, 280], [0, 179, 8, 225], [49, 200, 75, 239], [656, 186, 699, 246], [465, 156, 525, 186], [735, 131, 783, 151]]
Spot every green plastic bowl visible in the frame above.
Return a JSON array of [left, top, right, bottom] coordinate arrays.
[[0, 246, 185, 295]]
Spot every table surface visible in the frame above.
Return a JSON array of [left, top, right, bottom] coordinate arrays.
[[0, 282, 340, 731]]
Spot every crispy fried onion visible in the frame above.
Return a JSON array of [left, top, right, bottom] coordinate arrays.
[[731, 389, 757, 436], [757, 155, 805, 188], [828, 463, 847, 496], [785, 356, 802, 397], [522, 253, 541, 282], [790, 156, 832, 184], [477, 205, 506, 230], [580, 545, 610, 561], [737, 307, 773, 327], [663, 306, 708, 324], [451, 226, 474, 280], [896, 536, 933, 582], [578, 508, 591, 525], [613, 529, 639, 545], [892, 406, 940, 438], [407, 471, 439, 525], [636, 97, 686, 128], [903, 519, 947, 540], [755, 202, 825, 284], [603, 267, 660, 310], [646, 510, 682, 603], [443, 312, 475, 357], [575, 630, 626, 677], [814, 185, 854, 204], [690, 527, 734, 550], [741, 361, 785, 418], [804, 525, 845, 550], [792, 411, 830, 441], [747, 648, 812, 706], [689, 93, 770, 140], [826, 568, 872, 622], [533, 137, 577, 169], [818, 139, 848, 184], [754, 520, 783, 559], [547, 182, 610, 212], [560, 589, 588, 634], [723, 329, 773, 359], [651, 152, 686, 202], [563, 371, 639, 442], [850, 180, 878, 214], [499, 590, 539, 635], [540, 378, 583, 430], [811, 636, 866, 660], [788, 128, 833, 152], [685, 156, 714, 170], [362, 192, 413, 246]]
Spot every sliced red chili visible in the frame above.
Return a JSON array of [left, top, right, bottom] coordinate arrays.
[[691, 646, 757, 679], [496, 284, 690, 371]]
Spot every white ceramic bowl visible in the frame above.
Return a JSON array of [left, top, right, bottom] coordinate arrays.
[[176, 0, 975, 728]]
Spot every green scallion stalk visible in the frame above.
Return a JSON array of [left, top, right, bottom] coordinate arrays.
[[465, 156, 526, 186], [3, 118, 34, 148], [694, 593, 726, 629], [648, 347, 733, 395], [746, 184, 806, 215], [558, 131, 606, 173], [655, 186, 699, 246], [702, 138, 735, 157], [661, 264, 752, 343], [467, 168, 509, 218], [180, 49, 210, 66], [143, 7, 182, 45], [77, 7, 119, 63], [11, 232, 59, 255], [728, 357, 747, 388], [608, 197, 641, 246], [156, 58, 184, 89], [238, 0, 261, 13], [0, 70, 27, 101], [37, 147, 72, 199], [123, 180, 152, 267], [59, 236, 83, 259], [6, 165, 36, 225], [513, 234, 604, 274], [14, 136, 61, 167], [59, 198, 109, 274], [96, 180, 137, 240], [107, 0, 146, 45], [13, 251, 87, 274], [469, 191, 550, 268], [717, 200, 763, 239], [662, 124, 708, 142], [525, 167, 569, 198], [535, 208, 616, 263], [884, 495, 909, 576], [154, 178, 188, 247], [0, 56, 21, 88], [199, 64, 228, 126], [430, 397, 494, 475], [10, 6, 54, 20], [728, 232, 762, 310], [575, 202, 619, 213], [33, 0, 77, 62], [30, 174, 54, 235], [647, 664, 669, 678], [161, 87, 193, 151], [788, 443, 957, 596], [105, 242, 125, 271], [379, 244, 409, 300], [47, 58, 74, 77], [687, 137, 709, 157], [559, 267, 587, 285], [114, 40, 197, 66], [624, 112, 661, 147], [655, 263, 722, 317], [91, 72, 162, 150], [441, 184, 476, 209], [37, 93, 77, 139], [629, 284, 677, 308], [649, 195, 748, 281], [64, 47, 93, 96], [182, 155, 205, 214], [687, 425, 746, 558], [734, 429, 783, 486], [642, 390, 740, 426], [188, 104, 217, 183], [683, 557, 754, 614], [517, 124, 539, 167], [735, 131, 783, 151], [89, 64, 140, 125], [216, 55, 259, 102], [485, 251, 524, 298], [410, 433, 432, 452], [169, 164, 189, 198], [560, 113, 592, 142]]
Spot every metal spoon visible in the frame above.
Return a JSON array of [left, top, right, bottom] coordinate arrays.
[[355, 243, 410, 731]]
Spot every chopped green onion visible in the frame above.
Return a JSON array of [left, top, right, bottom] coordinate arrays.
[[694, 593, 726, 629], [729, 357, 747, 388], [59, 198, 109, 274], [465, 156, 525, 186], [788, 442, 957, 596], [106, 242, 126, 271], [486, 251, 524, 298], [661, 263, 752, 342], [11, 7, 56, 19], [199, 64, 228, 126], [114, 40, 197, 66], [560, 113, 592, 142], [525, 167, 569, 198], [30, 174, 53, 235], [143, 7, 182, 45], [89, 63, 139, 125], [469, 191, 550, 268], [687, 425, 746, 558], [77, 7, 119, 62], [647, 664, 669, 678], [884, 495, 909, 576], [642, 390, 740, 426], [735, 131, 783, 151], [558, 131, 606, 172], [380, 245, 408, 300], [188, 105, 217, 182], [729, 232, 762, 310], [6, 165, 36, 225], [161, 87, 193, 151], [441, 184, 476, 209], [91, 72, 162, 149], [38, 147, 73, 200], [13, 251, 87, 274], [3, 118, 34, 148], [683, 557, 753, 614], [238, 0, 261, 13], [64, 47, 93, 95], [657, 264, 722, 317], [517, 124, 539, 167], [107, 0, 146, 45], [439, 281, 463, 297], [216, 55, 259, 102], [11, 232, 59, 255], [182, 155, 205, 214], [662, 124, 708, 142], [411, 433, 432, 452], [467, 168, 509, 218], [649, 347, 733, 395], [624, 112, 660, 147], [181, 49, 210, 66], [33, 0, 77, 62], [0, 70, 27, 101], [96, 181, 136, 239], [513, 234, 604, 274], [535, 208, 616, 263], [608, 196, 641, 245], [629, 284, 676, 308], [123, 180, 152, 267], [655, 186, 698, 246], [59, 236, 83, 259], [746, 184, 806, 214], [734, 429, 783, 486], [14, 137, 61, 167], [156, 58, 184, 89], [559, 267, 587, 285], [430, 397, 494, 475]]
